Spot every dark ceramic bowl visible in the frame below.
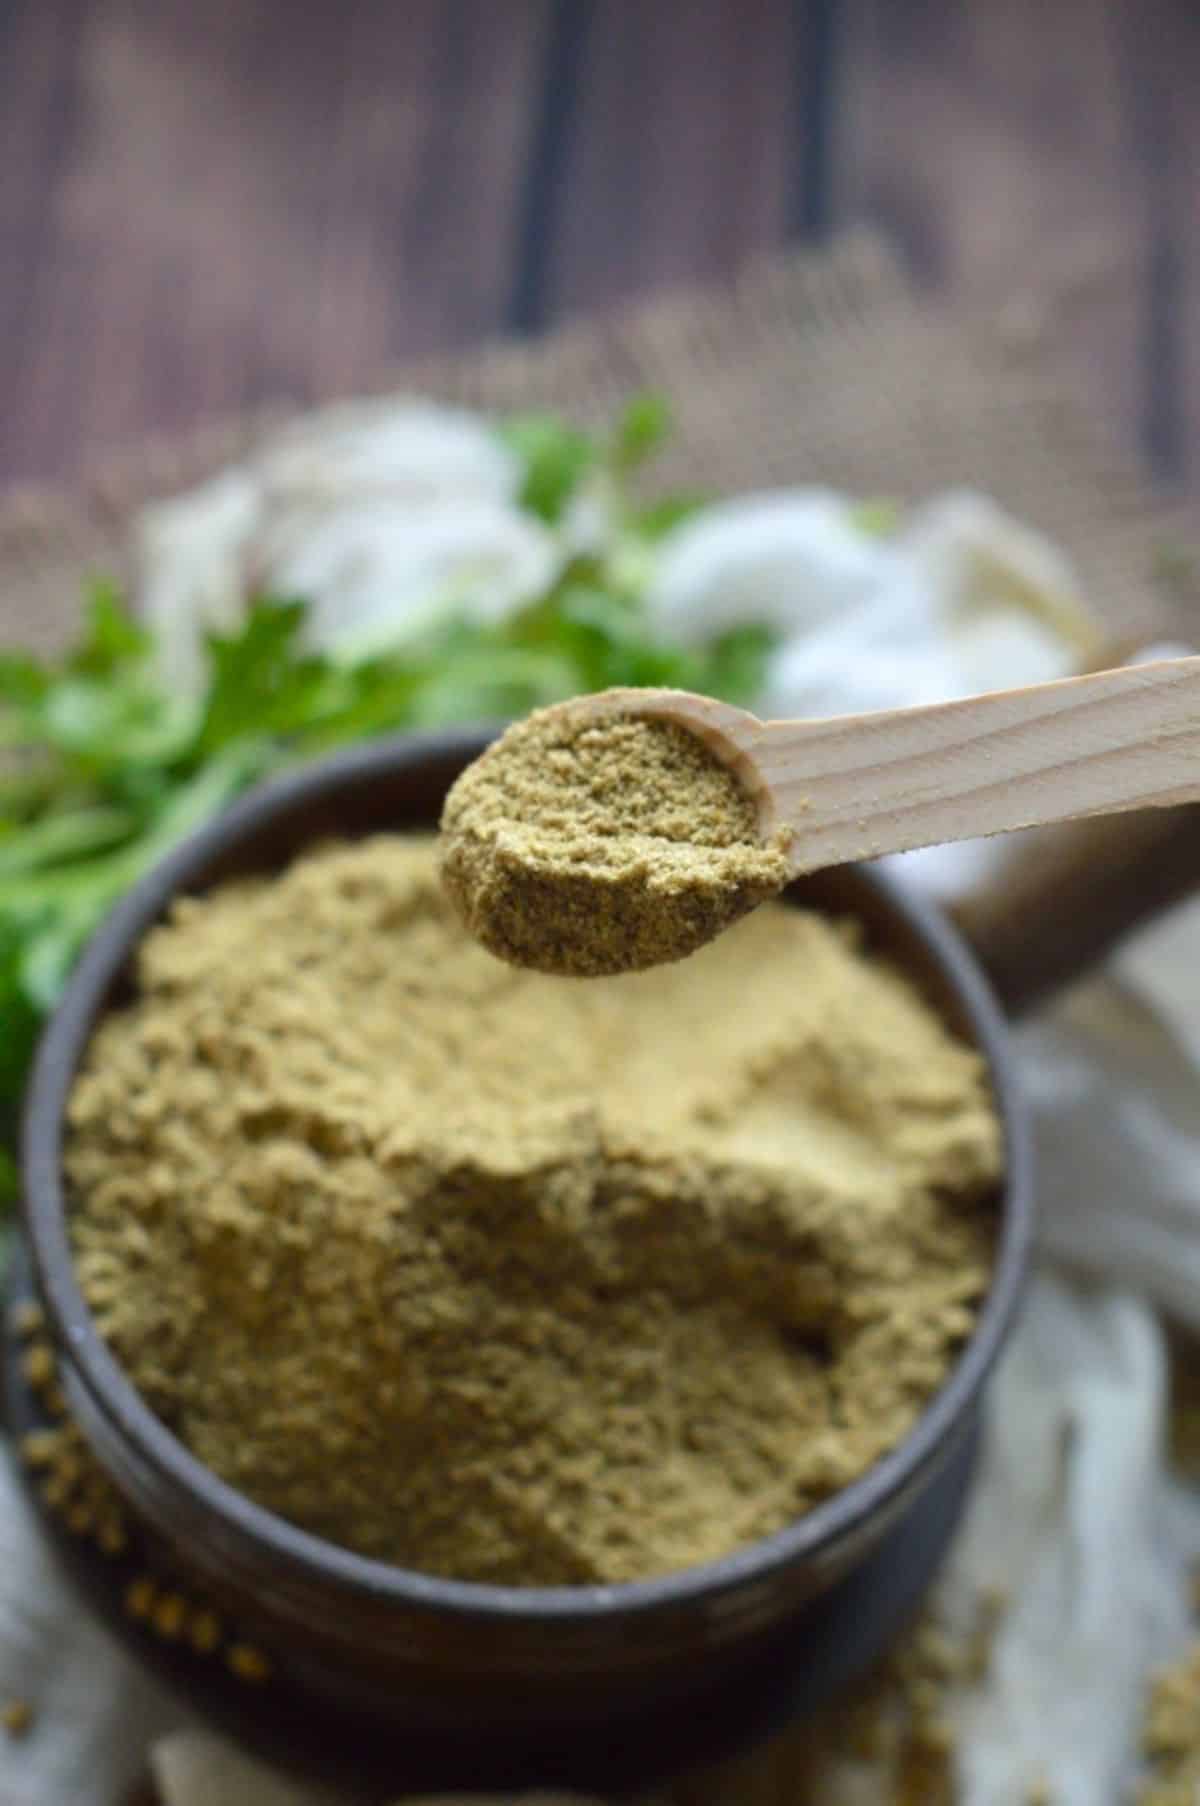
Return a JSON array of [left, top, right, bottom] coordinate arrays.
[[16, 730, 1032, 1798]]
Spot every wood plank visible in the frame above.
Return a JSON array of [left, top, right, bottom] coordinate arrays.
[[833, 0, 1199, 497], [537, 0, 801, 324], [1111, 0, 1200, 493], [1180, 17, 1200, 507], [0, 0, 549, 487]]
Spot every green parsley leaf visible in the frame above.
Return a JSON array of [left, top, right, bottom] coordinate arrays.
[[611, 393, 669, 471], [499, 415, 596, 523], [68, 580, 152, 676], [851, 498, 901, 538], [632, 493, 707, 540], [0, 653, 51, 709]]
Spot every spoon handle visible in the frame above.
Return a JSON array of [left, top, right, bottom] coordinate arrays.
[[752, 654, 1200, 874]]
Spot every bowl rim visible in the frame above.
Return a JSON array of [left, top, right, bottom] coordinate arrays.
[[21, 729, 1033, 1628]]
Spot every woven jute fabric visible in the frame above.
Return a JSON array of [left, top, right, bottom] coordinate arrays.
[[0, 229, 1195, 658]]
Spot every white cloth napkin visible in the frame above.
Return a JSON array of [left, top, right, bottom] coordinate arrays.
[[2, 412, 1195, 1806]]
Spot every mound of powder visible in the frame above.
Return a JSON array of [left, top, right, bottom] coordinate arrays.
[[439, 704, 791, 976], [66, 836, 1000, 1586]]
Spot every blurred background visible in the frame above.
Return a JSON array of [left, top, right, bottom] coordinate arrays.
[[1, 0, 1195, 497]]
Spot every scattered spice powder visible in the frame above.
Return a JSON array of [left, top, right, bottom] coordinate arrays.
[[23, 1426, 121, 1549], [66, 834, 999, 1586], [1138, 1643, 1200, 1806], [0, 1699, 32, 1739], [17, 1343, 130, 1557], [439, 704, 791, 976], [10, 1301, 44, 1339], [687, 1591, 1009, 1806], [12, 1303, 270, 1683]]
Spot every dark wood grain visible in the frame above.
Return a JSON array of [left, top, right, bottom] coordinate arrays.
[[0, 0, 1197, 512], [0, 0, 550, 485], [1112, 0, 1199, 488], [529, 0, 804, 325], [834, 0, 1200, 494]]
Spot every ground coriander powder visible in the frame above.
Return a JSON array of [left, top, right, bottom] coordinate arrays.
[[66, 834, 1000, 1587], [439, 704, 791, 976], [1138, 1641, 1200, 1806]]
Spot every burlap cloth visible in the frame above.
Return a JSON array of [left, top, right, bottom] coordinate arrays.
[[2, 232, 1199, 1806], [1, 229, 1196, 657]]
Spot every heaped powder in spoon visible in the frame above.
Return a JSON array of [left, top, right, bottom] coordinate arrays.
[[66, 835, 1000, 1587], [438, 704, 791, 976]]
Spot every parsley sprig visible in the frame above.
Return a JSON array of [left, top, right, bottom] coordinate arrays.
[[0, 400, 774, 1195]]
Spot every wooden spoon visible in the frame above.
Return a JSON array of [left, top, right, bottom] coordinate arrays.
[[440, 658, 1200, 980], [589, 655, 1200, 875]]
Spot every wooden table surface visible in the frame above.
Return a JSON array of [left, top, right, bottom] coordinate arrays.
[[1, 0, 1197, 505]]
